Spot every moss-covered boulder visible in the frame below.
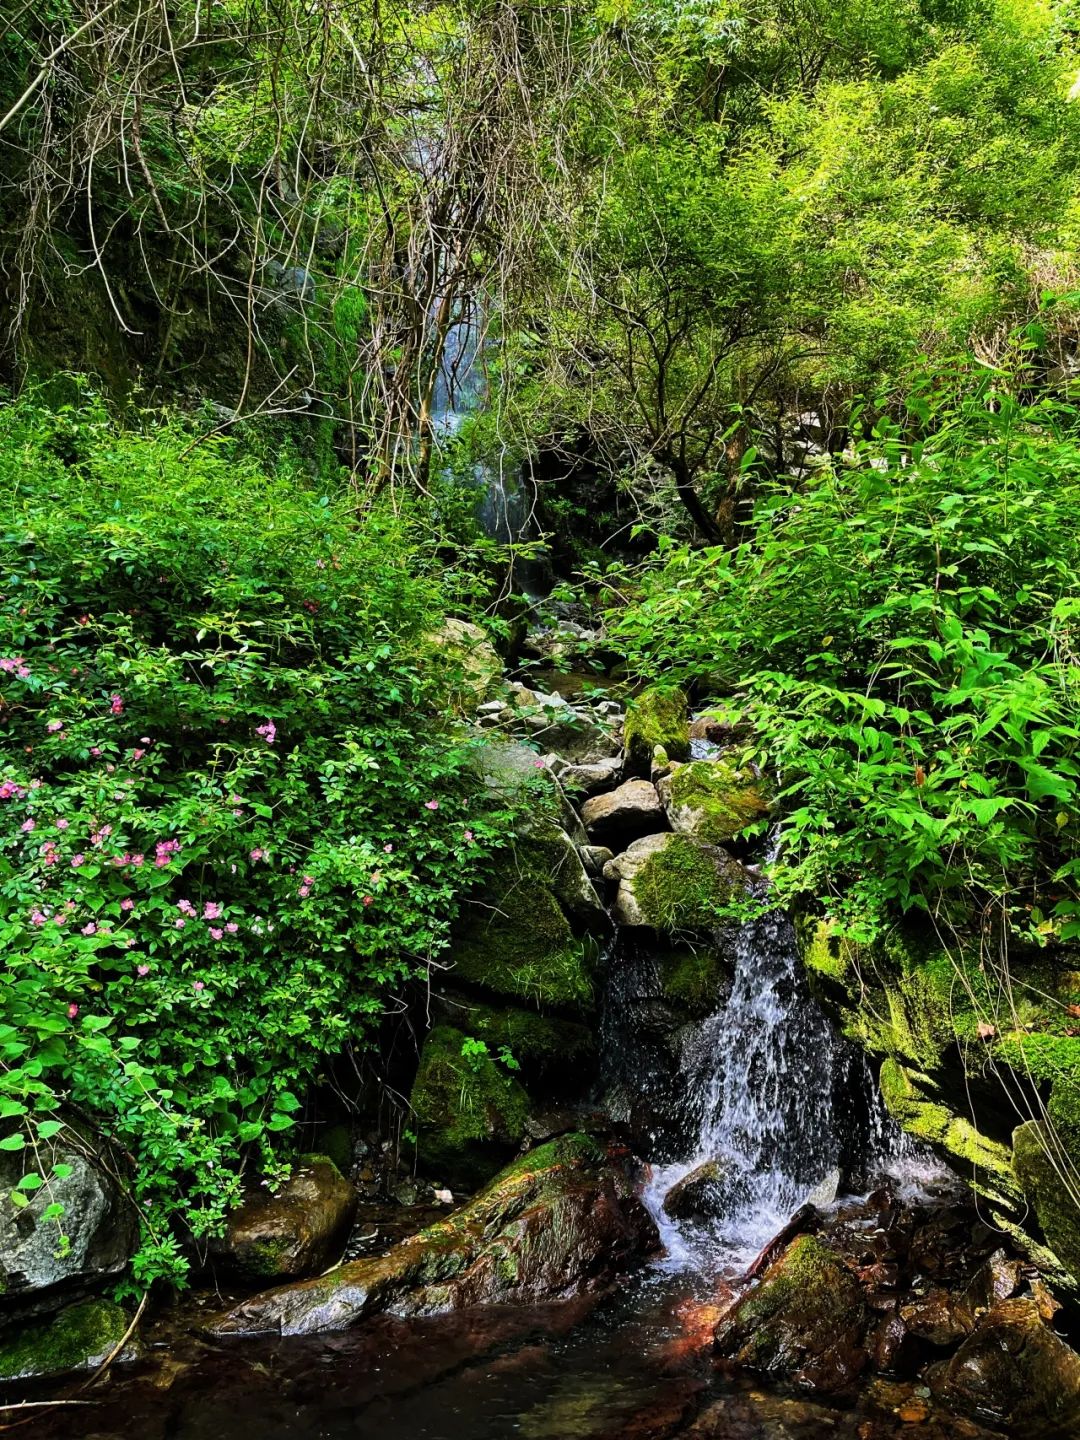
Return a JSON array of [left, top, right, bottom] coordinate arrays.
[[219, 1156, 358, 1283], [607, 832, 746, 931], [431, 996, 595, 1084], [623, 686, 689, 776], [426, 617, 503, 706], [655, 943, 730, 1016], [657, 759, 770, 845], [0, 1298, 135, 1382], [208, 1134, 660, 1337], [662, 1160, 732, 1220], [714, 1234, 871, 1392], [1013, 1120, 1080, 1281], [516, 815, 610, 932], [410, 1025, 532, 1186]]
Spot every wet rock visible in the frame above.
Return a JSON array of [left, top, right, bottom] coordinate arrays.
[[623, 686, 690, 776], [0, 1138, 137, 1311], [0, 1297, 137, 1381], [662, 1160, 731, 1221], [207, 1135, 660, 1337], [714, 1233, 872, 1392], [900, 1289, 975, 1348], [657, 758, 770, 846], [607, 832, 747, 930], [929, 1297, 1080, 1433], [220, 1156, 358, 1282], [581, 779, 666, 846], [427, 617, 503, 703]]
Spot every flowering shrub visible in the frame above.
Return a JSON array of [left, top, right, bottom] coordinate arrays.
[[0, 389, 512, 1285]]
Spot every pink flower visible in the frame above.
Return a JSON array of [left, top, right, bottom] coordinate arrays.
[[249, 848, 264, 862], [56, 818, 69, 830], [362, 894, 374, 907], [17, 666, 29, 680], [46, 719, 63, 734], [193, 980, 205, 993], [20, 817, 34, 833], [463, 829, 474, 842], [533, 759, 545, 769], [232, 808, 242, 817], [71, 853, 85, 868], [255, 720, 277, 745], [174, 918, 186, 929], [298, 885, 310, 898], [81, 922, 96, 936], [140, 737, 150, 745], [131, 853, 144, 867], [0, 781, 26, 800], [132, 748, 145, 761], [137, 964, 150, 977], [109, 694, 124, 715], [30, 910, 47, 927], [424, 799, 439, 811], [209, 927, 223, 940], [225, 922, 238, 934], [202, 902, 222, 921], [67, 1003, 79, 1020], [90, 747, 102, 758], [303, 874, 314, 886], [177, 899, 196, 916], [154, 839, 180, 868], [370, 870, 383, 884], [120, 899, 134, 912]]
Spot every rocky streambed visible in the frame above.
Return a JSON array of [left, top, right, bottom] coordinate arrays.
[[7, 623, 1080, 1438]]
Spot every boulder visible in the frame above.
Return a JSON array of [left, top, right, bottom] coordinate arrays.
[[219, 1156, 357, 1283], [476, 739, 586, 844], [606, 833, 747, 930], [518, 816, 610, 932], [548, 755, 623, 797], [0, 1298, 137, 1382], [207, 1135, 660, 1337], [714, 1233, 871, 1393], [929, 1297, 1080, 1433], [579, 844, 614, 876], [581, 779, 665, 847], [657, 759, 770, 845], [662, 1160, 732, 1221], [0, 1138, 137, 1311], [623, 686, 689, 776], [1012, 1120, 1080, 1281], [427, 617, 502, 704]]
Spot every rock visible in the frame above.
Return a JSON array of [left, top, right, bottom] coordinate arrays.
[[476, 739, 586, 844], [519, 816, 610, 931], [580, 844, 614, 876], [929, 1297, 1080, 1433], [207, 1135, 660, 1337], [220, 1156, 358, 1282], [581, 779, 665, 846], [1012, 1120, 1080, 1281], [428, 994, 596, 1087], [607, 832, 747, 930], [0, 1298, 137, 1382], [0, 1138, 137, 1310], [427, 617, 503, 704], [662, 1160, 732, 1221], [525, 712, 619, 766], [657, 758, 770, 845], [522, 622, 598, 663], [689, 705, 747, 743], [655, 943, 731, 1016], [548, 755, 623, 797], [714, 1233, 871, 1393], [409, 1026, 532, 1188], [623, 686, 690, 776]]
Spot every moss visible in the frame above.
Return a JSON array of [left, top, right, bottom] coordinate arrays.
[[624, 686, 689, 773], [1013, 1120, 1080, 1282], [451, 851, 595, 1009], [800, 918, 853, 983], [0, 1299, 130, 1382], [634, 835, 742, 931], [666, 759, 770, 844], [657, 945, 727, 1015], [450, 1002, 595, 1075]]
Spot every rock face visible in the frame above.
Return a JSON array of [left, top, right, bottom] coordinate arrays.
[[0, 1298, 136, 1382], [207, 1135, 659, 1337], [657, 759, 770, 845], [581, 779, 665, 846], [606, 833, 747, 930], [0, 1139, 137, 1312], [220, 1156, 357, 1283]]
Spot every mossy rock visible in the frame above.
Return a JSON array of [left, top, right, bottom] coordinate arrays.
[[659, 759, 770, 845], [657, 944, 729, 1016], [426, 617, 503, 706], [624, 686, 689, 776], [437, 998, 595, 1080], [0, 1299, 134, 1382], [633, 834, 745, 931], [410, 1025, 532, 1186], [1013, 1120, 1080, 1281], [451, 850, 596, 1010]]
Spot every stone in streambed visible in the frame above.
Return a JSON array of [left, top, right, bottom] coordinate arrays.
[[662, 1160, 732, 1221], [0, 1298, 137, 1382], [581, 779, 665, 847], [623, 687, 689, 776], [206, 1135, 660, 1337], [606, 832, 747, 931], [714, 1233, 871, 1393], [657, 758, 770, 845], [219, 1156, 357, 1282]]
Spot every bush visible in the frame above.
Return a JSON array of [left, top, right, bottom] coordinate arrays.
[[0, 386, 514, 1285]]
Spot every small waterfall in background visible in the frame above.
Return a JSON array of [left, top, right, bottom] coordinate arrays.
[[604, 866, 911, 1277]]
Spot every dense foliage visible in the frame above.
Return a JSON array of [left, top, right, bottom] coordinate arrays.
[[0, 389, 511, 1284]]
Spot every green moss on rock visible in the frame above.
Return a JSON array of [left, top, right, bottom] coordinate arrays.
[[1013, 1120, 1080, 1280], [0, 1299, 132, 1382], [449, 1002, 595, 1075], [634, 835, 743, 931], [663, 759, 770, 844], [624, 686, 689, 774], [657, 945, 728, 1015]]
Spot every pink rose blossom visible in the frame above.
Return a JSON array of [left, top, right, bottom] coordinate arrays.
[[209, 927, 223, 940], [120, 899, 134, 912], [109, 694, 124, 715], [57, 818, 69, 830], [137, 964, 150, 977], [177, 899, 196, 916], [193, 980, 205, 993], [255, 720, 277, 744], [131, 853, 144, 867], [424, 799, 439, 810], [463, 830, 474, 842], [20, 817, 34, 833], [71, 853, 85, 868], [81, 923, 96, 936], [225, 922, 238, 934], [383, 843, 393, 853], [132, 748, 145, 761], [90, 747, 102, 758], [30, 910, 47, 927], [174, 918, 186, 929], [362, 894, 374, 906], [67, 1003, 79, 1020], [46, 719, 63, 734], [202, 902, 222, 921], [249, 848, 264, 862], [298, 885, 310, 898]]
